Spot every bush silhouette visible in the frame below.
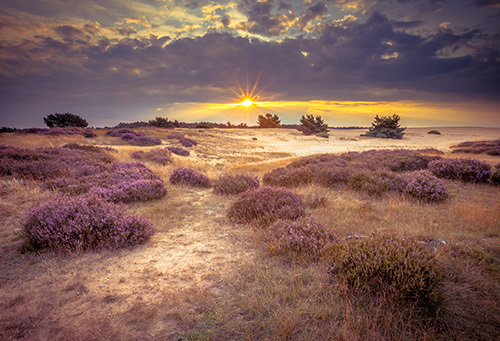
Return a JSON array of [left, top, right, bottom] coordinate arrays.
[[297, 114, 328, 136], [362, 114, 405, 139], [149, 117, 180, 128], [257, 113, 281, 128], [43, 113, 88, 128]]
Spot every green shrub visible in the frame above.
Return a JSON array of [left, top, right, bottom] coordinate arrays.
[[297, 114, 328, 136], [257, 113, 281, 128], [361, 114, 406, 139], [43, 113, 88, 128], [428, 130, 441, 135], [329, 236, 442, 304], [315, 132, 329, 138]]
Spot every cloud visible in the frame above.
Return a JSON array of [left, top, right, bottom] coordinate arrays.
[[0, 1, 499, 127], [473, 0, 500, 9]]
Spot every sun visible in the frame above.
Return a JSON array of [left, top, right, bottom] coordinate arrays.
[[240, 98, 254, 107]]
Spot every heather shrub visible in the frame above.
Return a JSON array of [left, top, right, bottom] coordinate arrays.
[[354, 149, 438, 172], [428, 158, 491, 183], [62, 143, 116, 153], [403, 170, 448, 202], [266, 216, 337, 261], [167, 146, 190, 156], [91, 179, 167, 203], [490, 169, 500, 186], [287, 154, 343, 169], [129, 135, 162, 146], [170, 167, 210, 187], [263, 167, 312, 187], [312, 165, 351, 187], [329, 236, 442, 304], [451, 139, 500, 156], [105, 129, 161, 146], [227, 186, 306, 225], [180, 137, 198, 147], [21, 194, 154, 252], [347, 171, 406, 195], [213, 174, 259, 195], [49, 162, 167, 203], [131, 148, 172, 165], [1, 145, 113, 180], [167, 133, 185, 140], [121, 133, 136, 140]]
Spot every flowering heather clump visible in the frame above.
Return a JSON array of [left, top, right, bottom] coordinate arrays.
[[121, 133, 136, 140], [166, 146, 190, 156], [213, 174, 259, 195], [451, 139, 500, 156], [428, 158, 491, 183], [330, 236, 442, 304], [312, 165, 351, 188], [170, 167, 211, 187], [129, 135, 162, 146], [91, 179, 167, 203], [266, 216, 337, 261], [131, 148, 172, 165], [227, 186, 306, 225], [49, 162, 167, 203], [403, 170, 448, 202], [167, 133, 184, 140], [14, 127, 95, 137], [21, 194, 154, 252], [0, 145, 113, 180], [263, 167, 313, 187], [106, 129, 161, 146], [180, 137, 198, 147], [347, 171, 406, 196], [286, 154, 344, 169], [63, 143, 116, 153], [490, 168, 500, 186], [352, 149, 439, 172]]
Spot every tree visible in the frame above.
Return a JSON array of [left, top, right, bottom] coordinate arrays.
[[149, 117, 180, 128], [297, 114, 328, 136], [43, 113, 88, 128], [257, 113, 281, 128], [361, 114, 406, 139]]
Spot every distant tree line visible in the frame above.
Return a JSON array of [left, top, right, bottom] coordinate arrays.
[[3, 112, 402, 141]]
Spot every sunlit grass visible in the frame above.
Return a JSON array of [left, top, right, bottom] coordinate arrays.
[[0, 127, 499, 340]]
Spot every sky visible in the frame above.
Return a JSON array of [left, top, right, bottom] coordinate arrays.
[[1, 0, 499, 128]]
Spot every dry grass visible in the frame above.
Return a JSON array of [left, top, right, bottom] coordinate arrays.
[[1, 127, 499, 340]]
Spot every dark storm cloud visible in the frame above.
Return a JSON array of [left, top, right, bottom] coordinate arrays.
[[1, 0, 499, 127], [473, 0, 500, 9], [236, 0, 295, 37], [1, 11, 498, 109]]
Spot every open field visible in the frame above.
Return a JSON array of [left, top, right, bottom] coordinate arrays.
[[1, 127, 499, 340]]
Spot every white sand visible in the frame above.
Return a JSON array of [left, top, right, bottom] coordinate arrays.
[[229, 127, 500, 156]]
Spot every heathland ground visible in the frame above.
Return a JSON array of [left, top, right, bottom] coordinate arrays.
[[1, 127, 499, 340]]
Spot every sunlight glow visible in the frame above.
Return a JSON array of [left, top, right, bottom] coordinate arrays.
[[240, 98, 254, 107]]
